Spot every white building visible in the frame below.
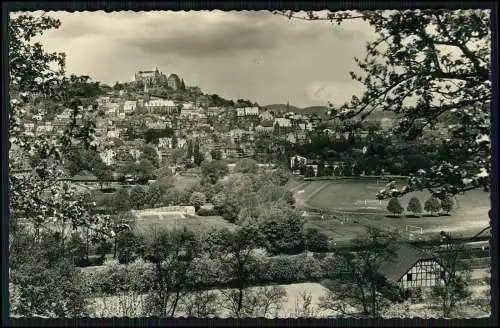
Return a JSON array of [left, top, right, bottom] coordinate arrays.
[[236, 107, 260, 117], [100, 149, 116, 166], [144, 99, 177, 114], [274, 117, 292, 128], [123, 100, 137, 114]]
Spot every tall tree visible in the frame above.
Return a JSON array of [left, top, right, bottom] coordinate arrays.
[[140, 227, 199, 317], [207, 225, 266, 318]]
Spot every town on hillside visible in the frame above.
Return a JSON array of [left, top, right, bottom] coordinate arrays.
[[8, 9, 492, 321]]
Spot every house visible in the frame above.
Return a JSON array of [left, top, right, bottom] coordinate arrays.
[[236, 107, 259, 117], [145, 121, 166, 130], [123, 100, 137, 114], [182, 102, 195, 110], [144, 99, 177, 114], [274, 117, 292, 134], [259, 111, 274, 122], [286, 133, 297, 144], [71, 170, 99, 186], [158, 137, 173, 149], [100, 149, 116, 166], [377, 243, 444, 290], [107, 130, 120, 139], [254, 125, 274, 135]]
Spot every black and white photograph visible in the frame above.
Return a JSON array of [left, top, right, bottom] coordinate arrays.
[[6, 6, 494, 321]]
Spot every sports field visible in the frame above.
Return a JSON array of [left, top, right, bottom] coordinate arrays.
[[290, 178, 490, 239]]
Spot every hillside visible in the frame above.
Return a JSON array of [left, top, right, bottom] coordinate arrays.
[[263, 104, 303, 114]]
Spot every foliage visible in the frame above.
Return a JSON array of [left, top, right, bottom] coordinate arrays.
[[234, 158, 258, 174], [116, 229, 141, 264], [179, 290, 220, 318], [139, 227, 199, 317], [305, 228, 330, 252], [113, 188, 131, 212], [258, 208, 306, 255], [441, 195, 455, 214], [10, 256, 90, 318], [407, 197, 423, 216], [129, 185, 147, 210], [201, 160, 229, 184], [432, 233, 472, 317], [387, 198, 404, 216], [424, 196, 442, 216], [319, 228, 398, 317], [189, 192, 207, 211], [219, 285, 287, 318], [206, 225, 266, 317], [146, 183, 163, 208], [140, 144, 160, 168]]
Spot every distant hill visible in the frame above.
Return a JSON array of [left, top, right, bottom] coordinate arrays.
[[263, 104, 303, 114], [263, 103, 398, 121]]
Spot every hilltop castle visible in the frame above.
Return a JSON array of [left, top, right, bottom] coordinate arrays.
[[134, 67, 182, 91]]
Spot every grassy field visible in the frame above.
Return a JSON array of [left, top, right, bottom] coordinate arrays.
[[132, 210, 236, 236], [172, 175, 200, 190], [293, 179, 490, 239]]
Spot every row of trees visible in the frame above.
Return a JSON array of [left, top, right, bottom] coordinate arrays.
[[387, 196, 455, 217]]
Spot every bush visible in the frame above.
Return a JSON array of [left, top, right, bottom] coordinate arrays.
[[387, 197, 404, 216], [262, 255, 323, 284]]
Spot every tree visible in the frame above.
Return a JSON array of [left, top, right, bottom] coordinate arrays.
[[8, 15, 113, 316], [278, 10, 491, 200], [130, 185, 147, 210], [432, 232, 472, 317], [386, 198, 404, 217], [424, 197, 442, 216], [114, 188, 131, 212], [10, 257, 90, 318], [210, 149, 222, 161], [305, 228, 330, 252], [201, 160, 229, 184], [116, 229, 140, 264], [192, 138, 204, 166], [189, 192, 207, 212], [441, 195, 455, 215], [207, 225, 266, 318], [406, 197, 423, 217], [220, 285, 287, 318], [140, 227, 199, 317], [234, 158, 258, 174], [304, 166, 315, 178], [146, 183, 163, 208], [141, 144, 160, 168], [318, 228, 397, 318]]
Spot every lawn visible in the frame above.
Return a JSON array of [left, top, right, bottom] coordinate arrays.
[[132, 210, 236, 236], [301, 179, 490, 238], [172, 175, 200, 191]]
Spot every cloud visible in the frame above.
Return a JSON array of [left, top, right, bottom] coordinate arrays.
[[306, 81, 365, 106], [29, 10, 375, 107]]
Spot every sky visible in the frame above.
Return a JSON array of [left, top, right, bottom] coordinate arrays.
[[27, 10, 376, 108]]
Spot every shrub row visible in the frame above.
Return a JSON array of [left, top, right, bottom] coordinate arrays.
[[84, 253, 331, 296]]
